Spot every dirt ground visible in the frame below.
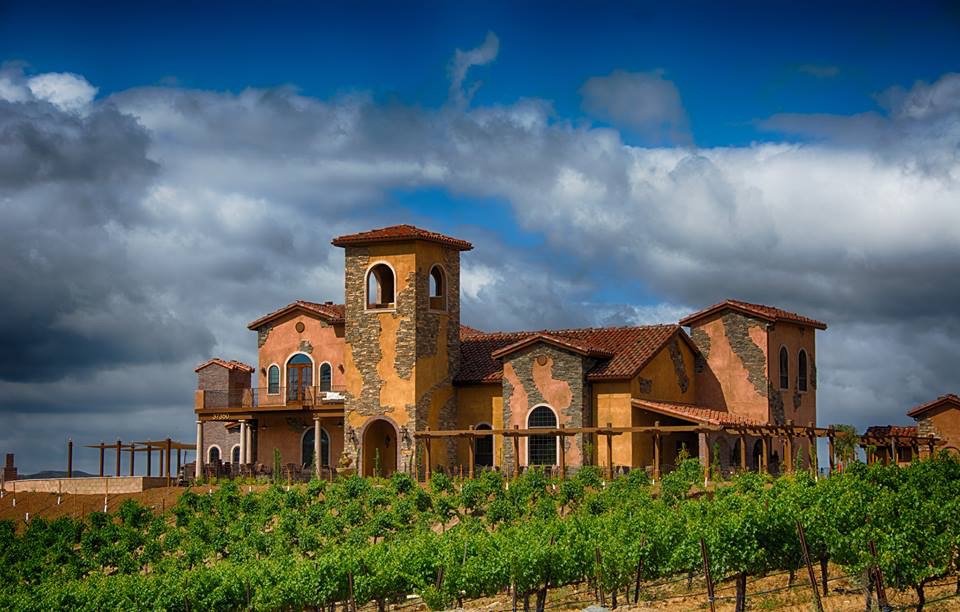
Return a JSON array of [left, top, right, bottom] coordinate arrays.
[[0, 487, 187, 526]]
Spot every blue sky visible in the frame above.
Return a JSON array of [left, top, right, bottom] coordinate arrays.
[[4, 1, 959, 147], [1, 1, 960, 472]]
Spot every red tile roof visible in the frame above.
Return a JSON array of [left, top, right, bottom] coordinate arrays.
[[679, 299, 827, 330], [906, 393, 960, 418], [331, 224, 473, 251], [631, 399, 765, 427], [247, 300, 346, 330], [459, 324, 486, 338], [456, 324, 690, 384], [194, 358, 255, 373], [863, 425, 918, 438], [489, 333, 615, 360]]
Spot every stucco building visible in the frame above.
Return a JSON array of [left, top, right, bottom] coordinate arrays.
[[193, 225, 829, 478], [863, 394, 960, 465]]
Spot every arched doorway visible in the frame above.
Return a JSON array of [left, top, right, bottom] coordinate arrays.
[[362, 419, 398, 477], [527, 405, 558, 466], [475, 423, 494, 468]]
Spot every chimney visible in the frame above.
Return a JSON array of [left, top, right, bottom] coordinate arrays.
[[2, 453, 16, 482]]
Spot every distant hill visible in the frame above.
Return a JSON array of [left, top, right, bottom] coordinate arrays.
[[21, 470, 95, 479]]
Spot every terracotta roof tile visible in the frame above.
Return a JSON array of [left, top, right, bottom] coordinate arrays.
[[906, 393, 960, 418], [247, 300, 345, 330], [459, 324, 485, 338], [864, 425, 918, 438], [679, 299, 827, 330], [631, 399, 765, 427], [490, 333, 615, 360], [194, 358, 255, 373], [332, 224, 473, 251], [456, 324, 686, 384]]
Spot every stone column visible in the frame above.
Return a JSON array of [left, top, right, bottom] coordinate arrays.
[[239, 420, 247, 466], [314, 416, 322, 478], [195, 421, 203, 479], [246, 422, 253, 464]]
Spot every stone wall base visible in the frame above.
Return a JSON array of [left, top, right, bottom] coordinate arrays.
[[2, 476, 169, 494]]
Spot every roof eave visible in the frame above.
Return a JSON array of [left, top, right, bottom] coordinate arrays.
[[246, 303, 344, 330]]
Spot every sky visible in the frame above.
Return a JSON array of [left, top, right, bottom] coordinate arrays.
[[1, 1, 959, 474]]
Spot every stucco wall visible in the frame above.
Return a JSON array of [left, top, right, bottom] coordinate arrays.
[[766, 322, 817, 428], [916, 405, 960, 456], [255, 312, 346, 397], [501, 343, 588, 471], [341, 240, 460, 475], [689, 312, 770, 423], [454, 383, 503, 468]]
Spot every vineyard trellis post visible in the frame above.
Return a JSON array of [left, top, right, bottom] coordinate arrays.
[[797, 521, 824, 612], [700, 537, 716, 612], [868, 540, 891, 612]]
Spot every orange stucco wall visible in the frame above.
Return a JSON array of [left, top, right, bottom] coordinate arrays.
[[454, 383, 503, 469], [919, 405, 960, 456], [767, 322, 817, 428], [255, 413, 344, 468], [256, 312, 345, 394], [690, 312, 770, 423]]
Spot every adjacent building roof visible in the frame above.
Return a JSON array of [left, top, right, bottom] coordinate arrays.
[[247, 300, 346, 330], [331, 224, 474, 251], [489, 333, 615, 360], [456, 324, 691, 384], [863, 425, 919, 438], [194, 358, 255, 373], [906, 393, 960, 418], [679, 299, 827, 330], [631, 399, 765, 427]]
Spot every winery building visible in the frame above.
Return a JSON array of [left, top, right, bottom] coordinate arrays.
[[193, 225, 827, 478]]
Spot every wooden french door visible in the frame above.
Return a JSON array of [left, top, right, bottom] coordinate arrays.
[[286, 354, 313, 403]]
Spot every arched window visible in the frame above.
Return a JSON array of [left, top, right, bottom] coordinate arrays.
[[475, 423, 493, 467], [798, 349, 808, 392], [429, 265, 446, 311], [527, 405, 558, 466], [286, 353, 313, 402], [319, 362, 332, 392], [366, 263, 395, 309], [208, 445, 221, 463], [267, 365, 280, 394], [231, 445, 240, 464], [302, 427, 331, 468], [779, 346, 789, 390]]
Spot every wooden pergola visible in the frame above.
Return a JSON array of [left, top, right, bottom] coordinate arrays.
[[77, 438, 194, 486], [414, 421, 939, 483]]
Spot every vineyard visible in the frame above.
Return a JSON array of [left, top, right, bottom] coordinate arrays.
[[2, 456, 960, 611]]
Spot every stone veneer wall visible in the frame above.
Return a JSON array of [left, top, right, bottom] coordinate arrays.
[[202, 422, 242, 464], [501, 344, 588, 472]]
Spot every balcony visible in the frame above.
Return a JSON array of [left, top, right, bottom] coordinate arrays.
[[198, 385, 346, 411]]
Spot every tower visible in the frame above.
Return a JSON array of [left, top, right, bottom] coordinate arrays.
[[332, 225, 472, 475]]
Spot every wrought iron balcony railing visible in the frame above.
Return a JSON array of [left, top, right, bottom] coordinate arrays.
[[200, 385, 346, 410]]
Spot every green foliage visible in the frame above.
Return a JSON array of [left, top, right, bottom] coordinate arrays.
[[3, 455, 960, 610]]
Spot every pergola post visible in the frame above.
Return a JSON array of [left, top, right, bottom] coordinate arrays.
[[927, 436, 935, 458], [653, 422, 661, 483], [313, 415, 322, 479], [129, 444, 135, 476], [147, 444, 153, 476], [827, 428, 835, 473], [889, 437, 897, 465], [159, 443, 165, 478], [513, 425, 521, 480], [98, 443, 105, 477], [557, 424, 566, 479], [165, 438, 172, 485], [700, 430, 710, 486], [761, 435, 769, 474], [177, 449, 182, 473], [424, 427, 432, 481], [67, 439, 73, 479], [467, 426, 475, 479], [195, 420, 203, 479], [115, 440, 122, 477], [807, 423, 817, 477], [606, 422, 614, 480], [739, 431, 747, 472], [785, 423, 794, 474]]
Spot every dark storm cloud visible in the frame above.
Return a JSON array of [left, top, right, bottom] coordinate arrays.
[[2, 42, 959, 472]]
